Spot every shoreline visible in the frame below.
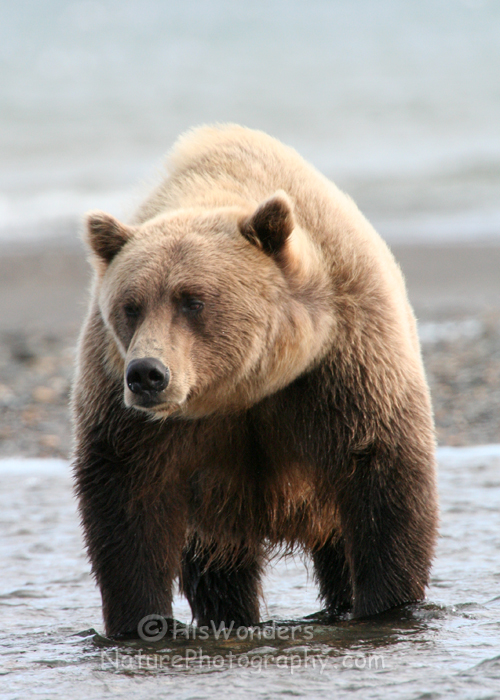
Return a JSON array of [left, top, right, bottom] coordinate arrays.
[[0, 238, 499, 456], [3, 237, 500, 333]]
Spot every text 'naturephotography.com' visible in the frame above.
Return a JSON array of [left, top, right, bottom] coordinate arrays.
[[101, 648, 387, 675]]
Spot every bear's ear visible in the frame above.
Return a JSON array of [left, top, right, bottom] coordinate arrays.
[[239, 191, 295, 255], [84, 211, 133, 265]]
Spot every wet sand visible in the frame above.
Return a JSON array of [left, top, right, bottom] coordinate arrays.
[[1, 237, 499, 457]]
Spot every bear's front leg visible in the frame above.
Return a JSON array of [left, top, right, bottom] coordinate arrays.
[[312, 535, 353, 617], [336, 441, 438, 619], [180, 535, 262, 628], [73, 427, 187, 638]]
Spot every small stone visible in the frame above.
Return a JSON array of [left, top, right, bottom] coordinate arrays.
[[9, 333, 36, 363], [49, 376, 68, 396], [32, 386, 57, 403], [22, 407, 42, 425], [0, 425, 13, 440], [39, 434, 61, 449], [35, 357, 56, 375], [0, 384, 14, 406]]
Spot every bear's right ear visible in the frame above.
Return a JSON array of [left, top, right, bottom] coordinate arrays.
[[84, 211, 133, 266]]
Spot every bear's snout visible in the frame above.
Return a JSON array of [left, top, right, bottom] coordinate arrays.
[[126, 357, 170, 405]]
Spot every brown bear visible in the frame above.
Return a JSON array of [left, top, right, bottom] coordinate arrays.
[[72, 124, 438, 638]]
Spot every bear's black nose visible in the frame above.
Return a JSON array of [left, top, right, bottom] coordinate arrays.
[[126, 358, 170, 396]]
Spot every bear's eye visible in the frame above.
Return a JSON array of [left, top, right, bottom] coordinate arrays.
[[181, 297, 204, 314], [124, 303, 141, 319]]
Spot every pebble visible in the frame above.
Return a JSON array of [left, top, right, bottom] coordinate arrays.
[[32, 386, 58, 404], [39, 434, 61, 449]]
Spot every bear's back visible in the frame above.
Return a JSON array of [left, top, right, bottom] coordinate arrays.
[[133, 125, 420, 359]]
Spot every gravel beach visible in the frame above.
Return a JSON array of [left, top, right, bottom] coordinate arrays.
[[1, 237, 499, 458]]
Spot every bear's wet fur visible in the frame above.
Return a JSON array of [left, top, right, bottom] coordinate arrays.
[[72, 124, 438, 637]]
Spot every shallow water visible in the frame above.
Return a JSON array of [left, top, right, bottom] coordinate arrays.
[[1, 447, 499, 698]]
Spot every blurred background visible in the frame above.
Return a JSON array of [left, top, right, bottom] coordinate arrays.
[[2, 0, 499, 244], [1, 0, 500, 455]]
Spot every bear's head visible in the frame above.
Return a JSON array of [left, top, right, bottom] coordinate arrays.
[[84, 192, 334, 419]]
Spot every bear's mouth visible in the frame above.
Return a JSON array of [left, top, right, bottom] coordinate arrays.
[[129, 401, 184, 419], [151, 403, 183, 417]]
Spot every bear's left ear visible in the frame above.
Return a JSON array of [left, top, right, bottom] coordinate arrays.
[[84, 210, 134, 266], [239, 191, 295, 256]]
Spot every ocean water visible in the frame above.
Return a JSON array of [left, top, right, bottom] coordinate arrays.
[[1, 0, 500, 245], [1, 446, 500, 699]]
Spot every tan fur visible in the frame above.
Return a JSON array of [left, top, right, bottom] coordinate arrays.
[[89, 200, 335, 418], [84, 122, 424, 419], [133, 123, 423, 375]]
